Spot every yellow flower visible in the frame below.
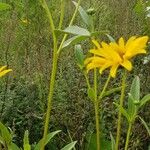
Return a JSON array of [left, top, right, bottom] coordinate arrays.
[[0, 66, 12, 78], [85, 36, 148, 78]]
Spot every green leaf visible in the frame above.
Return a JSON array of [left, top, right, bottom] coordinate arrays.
[[130, 76, 140, 101], [127, 76, 140, 116], [63, 26, 91, 36], [85, 133, 111, 150], [114, 103, 130, 122], [0, 122, 12, 146], [34, 130, 61, 150], [74, 44, 84, 69], [87, 88, 95, 101], [8, 143, 20, 150], [101, 87, 122, 98], [91, 30, 109, 37], [134, 0, 145, 14], [127, 93, 137, 117], [62, 35, 88, 49], [105, 34, 115, 42], [0, 135, 4, 145], [138, 116, 150, 136], [110, 133, 115, 150], [72, 1, 93, 29], [0, 2, 11, 11], [61, 141, 77, 150], [23, 130, 31, 150], [139, 94, 150, 108]]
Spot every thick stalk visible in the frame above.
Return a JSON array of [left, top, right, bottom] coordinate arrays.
[[40, 0, 57, 149], [124, 123, 132, 150], [41, 52, 58, 150], [41, 0, 82, 149], [115, 71, 127, 150], [94, 69, 100, 150]]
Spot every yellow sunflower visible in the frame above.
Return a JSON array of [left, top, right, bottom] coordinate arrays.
[[0, 66, 12, 78], [85, 36, 148, 78]]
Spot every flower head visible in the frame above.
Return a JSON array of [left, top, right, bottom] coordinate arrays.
[[85, 36, 149, 78], [0, 66, 12, 78]]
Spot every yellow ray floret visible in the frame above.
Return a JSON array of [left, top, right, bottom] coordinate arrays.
[[85, 36, 148, 78], [0, 66, 12, 78]]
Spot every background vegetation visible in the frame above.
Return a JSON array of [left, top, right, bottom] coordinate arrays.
[[0, 0, 150, 149]]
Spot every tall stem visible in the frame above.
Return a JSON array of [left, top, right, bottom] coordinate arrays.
[[41, 0, 58, 149], [124, 123, 132, 150], [40, 0, 82, 149], [94, 69, 100, 150], [115, 71, 127, 150], [41, 53, 58, 150]]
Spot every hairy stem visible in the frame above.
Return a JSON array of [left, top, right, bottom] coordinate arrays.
[[115, 71, 127, 150], [124, 123, 132, 150], [94, 69, 100, 150]]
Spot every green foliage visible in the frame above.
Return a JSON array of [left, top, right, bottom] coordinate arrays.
[[0, 2, 11, 11], [23, 130, 31, 150], [61, 141, 77, 150], [0, 0, 150, 149], [74, 44, 84, 69]]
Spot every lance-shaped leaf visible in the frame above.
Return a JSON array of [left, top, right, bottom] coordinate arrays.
[[0, 122, 12, 146], [138, 116, 150, 136], [139, 94, 150, 108], [114, 103, 130, 122], [61, 141, 77, 150], [106, 34, 115, 42], [72, 1, 93, 29], [74, 44, 84, 69], [127, 76, 140, 116], [62, 35, 88, 49], [8, 143, 20, 150], [34, 130, 61, 150], [62, 26, 91, 36], [130, 76, 140, 101], [110, 133, 115, 150]]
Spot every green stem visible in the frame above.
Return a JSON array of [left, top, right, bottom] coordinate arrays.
[[98, 75, 111, 100], [40, 0, 58, 149], [84, 72, 91, 89], [41, 53, 58, 150], [40, 0, 82, 149], [124, 123, 132, 150], [57, 0, 82, 54], [94, 69, 100, 150], [41, 0, 57, 47], [115, 71, 127, 150], [58, 0, 65, 29]]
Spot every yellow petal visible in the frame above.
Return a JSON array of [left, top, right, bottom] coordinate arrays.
[[118, 37, 125, 48], [121, 59, 132, 71], [110, 64, 119, 78], [125, 36, 136, 49], [0, 69, 12, 78], [125, 36, 148, 58], [84, 57, 93, 65], [0, 66, 7, 72], [92, 40, 101, 49], [86, 63, 101, 72], [99, 62, 111, 74]]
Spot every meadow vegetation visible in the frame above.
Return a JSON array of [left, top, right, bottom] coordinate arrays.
[[0, 0, 150, 150]]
